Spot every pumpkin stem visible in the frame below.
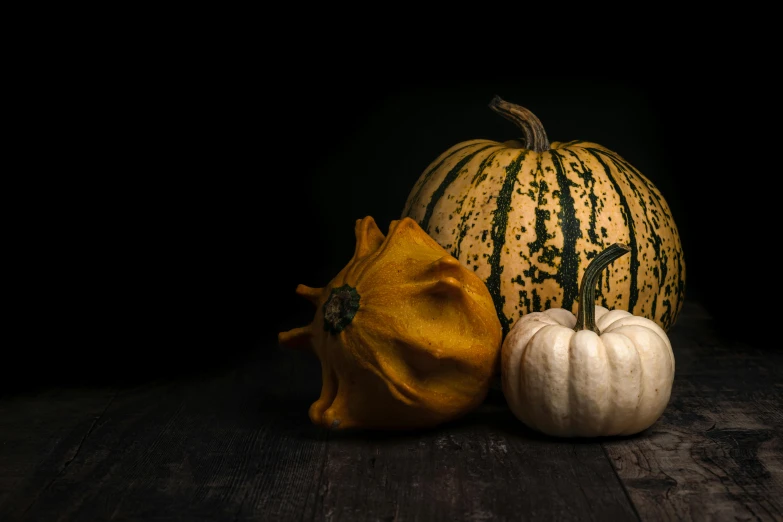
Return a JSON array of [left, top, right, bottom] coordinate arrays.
[[573, 243, 630, 334], [323, 284, 361, 334], [488, 96, 551, 153]]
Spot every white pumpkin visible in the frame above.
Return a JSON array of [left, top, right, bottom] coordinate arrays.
[[501, 243, 675, 438]]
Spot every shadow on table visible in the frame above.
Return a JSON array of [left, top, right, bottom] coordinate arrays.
[[254, 362, 645, 446]]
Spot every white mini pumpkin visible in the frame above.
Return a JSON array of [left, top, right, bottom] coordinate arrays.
[[501, 243, 675, 438]]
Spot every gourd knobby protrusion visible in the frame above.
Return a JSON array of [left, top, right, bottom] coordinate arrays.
[[429, 277, 463, 297], [295, 284, 321, 305], [278, 216, 503, 431]]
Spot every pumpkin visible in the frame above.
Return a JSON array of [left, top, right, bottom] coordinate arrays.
[[501, 243, 675, 438], [401, 96, 685, 338], [278, 216, 502, 430]]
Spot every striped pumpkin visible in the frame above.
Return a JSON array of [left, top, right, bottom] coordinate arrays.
[[401, 97, 685, 338]]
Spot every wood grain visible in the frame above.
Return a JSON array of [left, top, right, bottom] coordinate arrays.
[[0, 300, 781, 521], [0, 388, 116, 521], [283, 398, 638, 522], [602, 302, 783, 521]]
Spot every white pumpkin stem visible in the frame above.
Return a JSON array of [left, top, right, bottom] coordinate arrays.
[[488, 96, 551, 153], [573, 243, 631, 334]]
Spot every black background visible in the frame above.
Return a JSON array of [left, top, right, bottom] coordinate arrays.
[[10, 54, 776, 391]]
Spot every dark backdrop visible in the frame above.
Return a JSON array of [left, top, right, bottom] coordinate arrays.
[[9, 63, 774, 391]]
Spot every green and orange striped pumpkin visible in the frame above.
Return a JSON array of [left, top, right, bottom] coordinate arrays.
[[401, 96, 686, 337]]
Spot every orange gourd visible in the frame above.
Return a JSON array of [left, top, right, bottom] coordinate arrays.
[[278, 216, 502, 430]]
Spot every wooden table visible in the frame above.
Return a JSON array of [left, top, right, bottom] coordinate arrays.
[[1, 300, 781, 521]]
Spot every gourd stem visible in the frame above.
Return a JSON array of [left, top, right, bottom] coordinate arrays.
[[573, 243, 631, 334], [488, 96, 551, 153]]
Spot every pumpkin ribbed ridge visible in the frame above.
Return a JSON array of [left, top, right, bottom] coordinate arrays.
[[403, 139, 685, 337]]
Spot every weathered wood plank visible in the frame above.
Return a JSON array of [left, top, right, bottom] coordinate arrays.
[[276, 397, 640, 522], [603, 301, 783, 521], [1, 300, 780, 522], [9, 381, 192, 522], [0, 387, 116, 521], [0, 349, 330, 522], [231, 348, 638, 521]]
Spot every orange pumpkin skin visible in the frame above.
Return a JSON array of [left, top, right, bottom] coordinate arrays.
[[278, 216, 502, 430]]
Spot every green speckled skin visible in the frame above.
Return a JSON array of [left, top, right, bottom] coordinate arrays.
[[402, 139, 686, 338]]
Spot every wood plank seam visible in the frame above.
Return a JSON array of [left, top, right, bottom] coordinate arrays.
[[17, 390, 118, 520]]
